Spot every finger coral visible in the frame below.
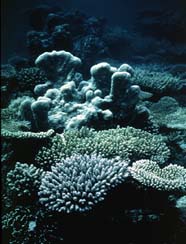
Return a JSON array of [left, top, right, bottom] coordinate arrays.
[[20, 50, 149, 131]]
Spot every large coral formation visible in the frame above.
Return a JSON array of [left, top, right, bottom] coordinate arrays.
[[2, 6, 186, 243], [38, 154, 129, 213], [26, 8, 107, 72], [35, 126, 170, 170], [129, 160, 186, 192], [35, 50, 81, 84], [20, 50, 149, 132]]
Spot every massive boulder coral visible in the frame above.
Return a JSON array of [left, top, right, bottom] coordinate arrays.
[[35, 127, 170, 170], [38, 154, 129, 213], [129, 160, 186, 192], [20, 50, 149, 131]]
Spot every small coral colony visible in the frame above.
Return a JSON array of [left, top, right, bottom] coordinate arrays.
[[1, 5, 186, 244]]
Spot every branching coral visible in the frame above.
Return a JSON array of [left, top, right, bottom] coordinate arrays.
[[2, 206, 61, 244], [6, 162, 44, 198], [146, 96, 186, 130], [129, 160, 186, 192], [35, 126, 170, 170], [2, 206, 36, 244], [15, 67, 47, 91], [38, 154, 129, 213], [131, 64, 186, 95]]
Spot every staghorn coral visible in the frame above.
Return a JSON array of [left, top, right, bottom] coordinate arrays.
[[38, 154, 129, 213], [6, 162, 44, 198], [129, 160, 186, 192], [35, 126, 170, 170]]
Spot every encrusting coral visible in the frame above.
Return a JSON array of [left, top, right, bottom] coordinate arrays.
[[38, 154, 129, 213]]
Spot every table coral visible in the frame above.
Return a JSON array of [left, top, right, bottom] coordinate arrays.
[[129, 160, 186, 192]]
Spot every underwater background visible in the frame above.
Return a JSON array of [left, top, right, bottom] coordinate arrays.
[[1, 0, 186, 243]]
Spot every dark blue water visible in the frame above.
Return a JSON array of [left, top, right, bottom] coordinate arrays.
[[1, 1, 186, 244]]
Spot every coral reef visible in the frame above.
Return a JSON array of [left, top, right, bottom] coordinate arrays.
[[19, 50, 150, 131], [35, 127, 170, 170], [176, 195, 186, 224], [15, 67, 47, 91], [1, 107, 55, 139], [2, 6, 186, 244], [2, 206, 36, 244], [131, 64, 186, 96], [2, 205, 62, 244], [129, 160, 186, 192], [6, 162, 44, 198], [26, 8, 107, 72], [146, 96, 186, 130], [38, 154, 129, 213], [1, 64, 17, 107]]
